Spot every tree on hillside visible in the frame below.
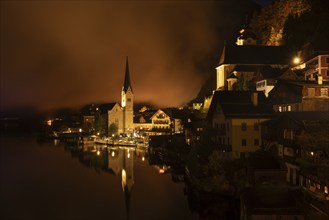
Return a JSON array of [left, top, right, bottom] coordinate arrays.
[[250, 0, 310, 46], [284, 0, 329, 51]]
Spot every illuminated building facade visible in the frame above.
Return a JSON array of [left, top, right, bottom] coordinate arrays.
[[292, 54, 329, 82], [207, 91, 272, 159]]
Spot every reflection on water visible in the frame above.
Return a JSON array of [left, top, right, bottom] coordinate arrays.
[[1, 136, 238, 220], [65, 142, 146, 219]]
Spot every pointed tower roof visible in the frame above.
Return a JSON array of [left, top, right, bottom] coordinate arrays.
[[123, 57, 133, 93], [218, 42, 226, 66]]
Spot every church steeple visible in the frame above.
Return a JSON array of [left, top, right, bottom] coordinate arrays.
[[121, 57, 134, 134], [123, 57, 133, 93]]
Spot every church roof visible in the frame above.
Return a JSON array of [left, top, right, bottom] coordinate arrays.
[[218, 45, 290, 66], [123, 57, 133, 93]]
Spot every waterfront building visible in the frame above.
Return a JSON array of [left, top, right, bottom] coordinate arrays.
[[207, 91, 273, 159], [268, 80, 329, 112], [261, 111, 329, 201], [292, 52, 329, 82]]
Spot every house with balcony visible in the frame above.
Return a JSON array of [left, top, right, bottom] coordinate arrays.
[[268, 80, 329, 112], [292, 53, 329, 82], [134, 108, 188, 136], [134, 109, 156, 134], [207, 91, 273, 159], [261, 111, 329, 201]]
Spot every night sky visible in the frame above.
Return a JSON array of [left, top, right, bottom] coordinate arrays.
[[1, 1, 261, 112]]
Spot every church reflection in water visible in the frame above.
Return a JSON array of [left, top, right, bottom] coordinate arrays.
[[71, 144, 148, 218], [63, 141, 239, 220], [108, 147, 136, 216]]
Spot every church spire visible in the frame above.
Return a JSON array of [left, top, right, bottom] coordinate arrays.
[[123, 56, 133, 93]]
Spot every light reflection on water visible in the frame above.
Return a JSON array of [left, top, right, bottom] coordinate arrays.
[[0, 136, 198, 220]]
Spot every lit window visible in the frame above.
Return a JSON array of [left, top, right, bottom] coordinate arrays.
[[242, 139, 247, 146], [308, 88, 315, 97], [320, 88, 328, 96], [278, 106, 282, 112], [288, 105, 291, 111]]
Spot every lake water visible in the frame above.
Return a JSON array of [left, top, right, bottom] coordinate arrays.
[[0, 134, 198, 220], [0, 134, 239, 220]]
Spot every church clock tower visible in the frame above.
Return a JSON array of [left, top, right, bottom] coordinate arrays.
[[121, 57, 134, 134]]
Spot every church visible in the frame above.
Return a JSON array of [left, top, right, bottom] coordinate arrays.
[[97, 57, 134, 135]]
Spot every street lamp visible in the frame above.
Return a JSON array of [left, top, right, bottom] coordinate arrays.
[[293, 57, 300, 65]]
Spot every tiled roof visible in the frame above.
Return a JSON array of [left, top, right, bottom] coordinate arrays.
[[268, 80, 329, 105], [258, 67, 286, 79], [207, 91, 273, 120], [261, 111, 329, 128], [163, 108, 188, 120], [134, 110, 157, 123]]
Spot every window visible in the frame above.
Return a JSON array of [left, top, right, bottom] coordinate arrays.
[[320, 88, 328, 96], [278, 106, 282, 112], [254, 139, 259, 146], [284, 129, 294, 139], [308, 88, 315, 97], [254, 123, 259, 131], [227, 122, 229, 132], [241, 122, 247, 131], [326, 57, 329, 64], [242, 139, 247, 146], [288, 105, 291, 111], [327, 70, 329, 77], [220, 123, 226, 131]]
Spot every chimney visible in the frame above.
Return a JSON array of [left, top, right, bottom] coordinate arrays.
[[251, 92, 258, 107]]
